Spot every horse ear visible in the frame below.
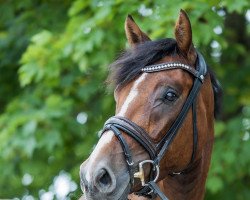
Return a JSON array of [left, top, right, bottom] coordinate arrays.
[[175, 9, 196, 64], [125, 15, 151, 47]]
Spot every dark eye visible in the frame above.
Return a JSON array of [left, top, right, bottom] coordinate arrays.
[[163, 89, 178, 102]]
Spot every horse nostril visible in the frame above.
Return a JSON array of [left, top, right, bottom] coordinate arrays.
[[99, 169, 111, 186], [95, 168, 116, 193]]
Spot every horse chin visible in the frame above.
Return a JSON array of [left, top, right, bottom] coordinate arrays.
[[81, 181, 130, 200]]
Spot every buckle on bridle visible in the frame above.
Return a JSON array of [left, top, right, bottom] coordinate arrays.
[[126, 160, 134, 166], [134, 160, 160, 186]]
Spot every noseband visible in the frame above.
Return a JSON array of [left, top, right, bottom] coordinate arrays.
[[100, 52, 207, 199]]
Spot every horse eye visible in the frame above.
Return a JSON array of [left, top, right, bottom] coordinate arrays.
[[163, 90, 178, 102]]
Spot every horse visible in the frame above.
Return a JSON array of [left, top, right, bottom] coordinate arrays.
[[80, 9, 222, 200]]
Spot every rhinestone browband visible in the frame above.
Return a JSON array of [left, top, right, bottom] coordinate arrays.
[[141, 62, 199, 78]]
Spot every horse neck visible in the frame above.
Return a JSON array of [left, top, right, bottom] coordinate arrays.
[[159, 139, 214, 200]]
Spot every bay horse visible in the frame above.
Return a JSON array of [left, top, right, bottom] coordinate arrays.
[[80, 10, 222, 200]]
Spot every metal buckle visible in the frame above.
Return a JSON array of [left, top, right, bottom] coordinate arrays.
[[127, 160, 134, 166], [133, 160, 160, 186]]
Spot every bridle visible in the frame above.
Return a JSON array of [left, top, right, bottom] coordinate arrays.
[[101, 51, 207, 199], [100, 51, 207, 199]]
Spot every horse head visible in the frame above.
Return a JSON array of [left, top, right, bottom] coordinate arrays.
[[80, 10, 221, 200]]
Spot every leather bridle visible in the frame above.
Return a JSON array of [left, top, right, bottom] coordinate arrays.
[[100, 51, 208, 199]]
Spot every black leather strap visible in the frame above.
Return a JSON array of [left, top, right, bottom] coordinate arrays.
[[155, 77, 202, 164], [104, 117, 157, 160], [167, 100, 198, 176], [135, 181, 169, 200], [104, 125, 135, 185], [191, 100, 198, 162], [148, 181, 169, 200]]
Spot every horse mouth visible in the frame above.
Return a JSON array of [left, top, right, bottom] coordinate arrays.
[[80, 183, 131, 200]]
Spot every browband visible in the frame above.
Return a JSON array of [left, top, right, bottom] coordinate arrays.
[[142, 51, 206, 82], [142, 62, 198, 77]]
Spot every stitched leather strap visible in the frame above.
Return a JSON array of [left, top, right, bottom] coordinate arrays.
[[104, 116, 157, 160], [106, 125, 135, 185], [135, 181, 169, 199], [155, 77, 202, 164], [191, 100, 198, 162], [148, 181, 169, 200]]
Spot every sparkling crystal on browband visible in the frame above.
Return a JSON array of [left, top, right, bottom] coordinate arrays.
[[141, 62, 199, 78], [142, 62, 191, 71]]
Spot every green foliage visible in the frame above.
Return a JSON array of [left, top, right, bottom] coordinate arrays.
[[0, 0, 249, 199]]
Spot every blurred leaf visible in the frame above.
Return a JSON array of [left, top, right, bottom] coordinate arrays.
[[206, 175, 224, 193], [214, 121, 226, 137]]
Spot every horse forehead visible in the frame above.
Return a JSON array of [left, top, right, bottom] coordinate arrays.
[[116, 66, 193, 108], [117, 73, 148, 116], [117, 69, 190, 99]]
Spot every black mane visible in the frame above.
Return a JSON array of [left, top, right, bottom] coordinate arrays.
[[107, 38, 222, 118], [107, 38, 177, 87], [209, 68, 223, 118]]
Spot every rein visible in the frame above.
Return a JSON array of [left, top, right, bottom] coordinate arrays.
[[100, 52, 207, 199]]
